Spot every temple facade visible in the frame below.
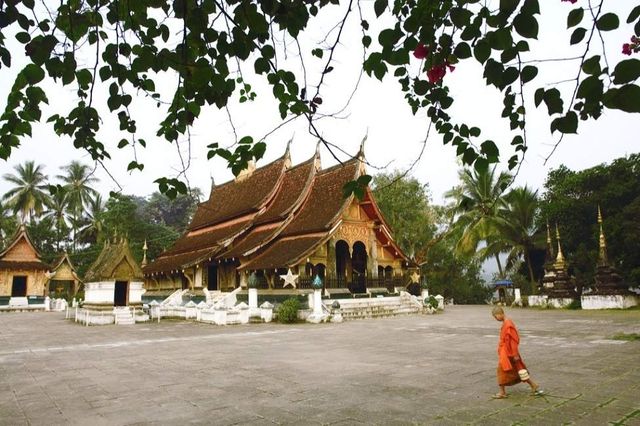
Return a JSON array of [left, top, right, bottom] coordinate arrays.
[[143, 144, 413, 297]]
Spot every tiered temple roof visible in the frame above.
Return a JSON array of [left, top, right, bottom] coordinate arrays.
[[84, 239, 144, 282], [0, 225, 50, 271], [144, 145, 408, 276]]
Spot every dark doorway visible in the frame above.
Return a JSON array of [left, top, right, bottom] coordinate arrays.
[[313, 263, 326, 281], [351, 242, 368, 293], [11, 276, 27, 297], [335, 240, 350, 279], [207, 264, 218, 291], [114, 281, 128, 306]]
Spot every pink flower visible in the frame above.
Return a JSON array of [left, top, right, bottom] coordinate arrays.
[[427, 64, 446, 83], [413, 44, 429, 59], [622, 43, 632, 56]]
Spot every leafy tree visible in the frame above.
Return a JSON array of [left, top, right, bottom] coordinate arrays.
[[422, 206, 491, 304], [25, 217, 59, 265], [1, 1, 638, 197], [372, 171, 435, 262], [2, 161, 50, 223], [539, 154, 640, 286], [0, 200, 18, 248], [447, 167, 512, 277], [57, 161, 98, 249], [100, 194, 180, 260], [140, 189, 203, 234]]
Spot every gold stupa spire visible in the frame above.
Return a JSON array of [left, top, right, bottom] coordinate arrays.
[[141, 239, 148, 267], [597, 205, 609, 266], [554, 223, 566, 269], [546, 221, 555, 259]]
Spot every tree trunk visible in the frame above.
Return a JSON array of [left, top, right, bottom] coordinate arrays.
[[494, 254, 504, 278], [525, 248, 536, 294]]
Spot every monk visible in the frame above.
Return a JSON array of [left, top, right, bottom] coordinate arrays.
[[492, 306, 543, 399]]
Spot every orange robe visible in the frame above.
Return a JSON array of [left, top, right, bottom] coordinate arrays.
[[497, 319, 527, 386]]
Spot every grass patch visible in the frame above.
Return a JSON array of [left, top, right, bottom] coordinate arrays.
[[611, 333, 640, 341]]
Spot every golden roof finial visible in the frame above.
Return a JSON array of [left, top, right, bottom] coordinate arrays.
[[597, 205, 609, 266], [546, 221, 555, 259], [554, 223, 566, 269], [141, 239, 148, 267]]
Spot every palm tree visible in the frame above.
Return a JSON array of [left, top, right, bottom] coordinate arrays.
[[2, 161, 49, 223], [446, 167, 512, 277], [41, 187, 70, 251], [57, 161, 98, 250], [495, 186, 540, 285], [78, 194, 105, 244]]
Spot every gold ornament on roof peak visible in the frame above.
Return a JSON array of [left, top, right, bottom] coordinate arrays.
[[597, 205, 609, 266], [554, 223, 566, 269]]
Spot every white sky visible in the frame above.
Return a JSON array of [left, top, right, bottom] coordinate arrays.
[[0, 1, 637, 205]]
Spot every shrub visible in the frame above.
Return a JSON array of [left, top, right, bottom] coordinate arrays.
[[277, 297, 300, 323], [567, 299, 582, 310], [424, 296, 438, 310]]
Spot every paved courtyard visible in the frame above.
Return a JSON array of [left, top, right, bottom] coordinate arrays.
[[0, 306, 639, 425]]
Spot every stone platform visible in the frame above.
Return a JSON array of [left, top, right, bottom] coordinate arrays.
[[0, 306, 638, 425]]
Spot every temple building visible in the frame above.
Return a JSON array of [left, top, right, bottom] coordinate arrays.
[[144, 144, 413, 297], [81, 238, 147, 325], [530, 224, 579, 308], [582, 207, 639, 309], [46, 252, 81, 300], [0, 225, 49, 310]]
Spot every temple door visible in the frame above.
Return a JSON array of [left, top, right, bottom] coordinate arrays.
[[351, 242, 368, 293], [114, 281, 128, 306], [11, 276, 27, 297], [207, 264, 218, 291]]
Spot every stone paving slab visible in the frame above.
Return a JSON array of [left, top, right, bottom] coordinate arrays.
[[1, 306, 639, 425]]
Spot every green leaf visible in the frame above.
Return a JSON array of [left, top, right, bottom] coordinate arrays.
[[582, 55, 601, 75], [514, 13, 539, 39], [577, 75, 603, 99], [362, 36, 371, 48], [374, 0, 387, 17], [414, 80, 429, 96], [521, 0, 540, 16], [596, 13, 619, 31], [612, 59, 640, 84], [239, 136, 253, 144], [550, 111, 578, 134], [312, 48, 323, 58], [521, 65, 538, 83], [23, 64, 45, 84], [454, 42, 471, 59], [16, 32, 30, 44], [628, 6, 640, 23], [603, 85, 640, 112], [450, 7, 473, 28], [499, 0, 519, 19], [543, 88, 564, 115], [570, 27, 586, 45], [474, 157, 489, 174], [567, 8, 584, 28], [473, 40, 490, 64], [480, 140, 499, 157]]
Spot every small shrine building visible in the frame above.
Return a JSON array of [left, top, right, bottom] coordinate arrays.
[[0, 225, 49, 309], [144, 144, 413, 295], [46, 252, 82, 300]]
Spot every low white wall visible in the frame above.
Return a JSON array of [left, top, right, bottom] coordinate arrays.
[[581, 295, 639, 310], [83, 281, 114, 304]]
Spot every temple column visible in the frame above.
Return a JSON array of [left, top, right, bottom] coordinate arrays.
[[327, 239, 336, 276], [369, 231, 378, 278]]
